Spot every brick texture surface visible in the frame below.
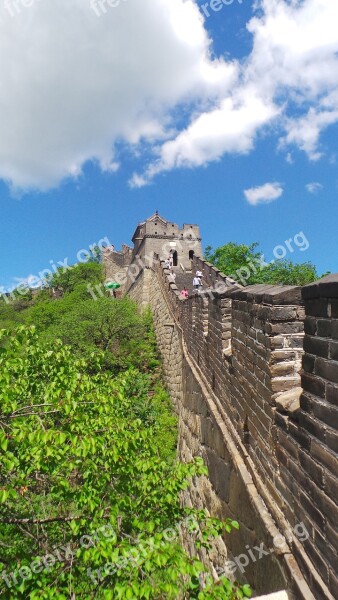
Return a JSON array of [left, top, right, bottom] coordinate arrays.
[[103, 233, 338, 600]]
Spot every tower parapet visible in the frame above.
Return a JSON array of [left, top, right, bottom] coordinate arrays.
[[131, 212, 202, 270]]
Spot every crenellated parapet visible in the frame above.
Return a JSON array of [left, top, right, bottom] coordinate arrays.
[[103, 219, 337, 600], [129, 254, 337, 600]]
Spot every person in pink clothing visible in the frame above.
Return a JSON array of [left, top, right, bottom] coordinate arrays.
[[181, 287, 189, 299]]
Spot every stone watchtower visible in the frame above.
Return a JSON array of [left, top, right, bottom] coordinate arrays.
[[131, 212, 202, 271]]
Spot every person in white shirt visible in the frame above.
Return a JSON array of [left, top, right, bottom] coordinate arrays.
[[193, 276, 202, 291]]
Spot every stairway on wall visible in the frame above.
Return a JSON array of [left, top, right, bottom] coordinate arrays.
[[172, 266, 206, 296]]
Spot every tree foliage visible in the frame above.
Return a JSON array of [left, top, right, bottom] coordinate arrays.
[[0, 265, 159, 374], [205, 243, 321, 286], [0, 263, 250, 598], [0, 328, 249, 599]]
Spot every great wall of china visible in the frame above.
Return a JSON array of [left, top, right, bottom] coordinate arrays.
[[103, 214, 338, 600]]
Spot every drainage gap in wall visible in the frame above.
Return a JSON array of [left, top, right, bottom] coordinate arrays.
[[243, 415, 250, 448]]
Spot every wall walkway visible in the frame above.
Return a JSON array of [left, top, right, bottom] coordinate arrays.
[[125, 256, 338, 600]]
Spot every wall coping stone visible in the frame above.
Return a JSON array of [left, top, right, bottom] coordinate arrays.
[[275, 388, 302, 416], [302, 273, 338, 300], [228, 285, 303, 305], [254, 593, 289, 600]]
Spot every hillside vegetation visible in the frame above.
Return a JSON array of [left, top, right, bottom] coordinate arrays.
[[205, 242, 324, 286], [0, 264, 250, 599]]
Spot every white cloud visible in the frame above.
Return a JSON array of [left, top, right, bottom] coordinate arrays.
[[0, 0, 235, 190], [136, 0, 338, 184], [132, 94, 278, 186], [0, 0, 338, 190], [244, 182, 283, 206], [306, 182, 323, 194]]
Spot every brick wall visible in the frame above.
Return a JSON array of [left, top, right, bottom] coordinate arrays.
[[126, 257, 337, 600], [293, 275, 338, 598]]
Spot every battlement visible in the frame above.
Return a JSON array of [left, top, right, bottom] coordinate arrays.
[[103, 219, 337, 599]]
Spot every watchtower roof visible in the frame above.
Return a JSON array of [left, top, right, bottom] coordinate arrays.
[[132, 212, 169, 242]]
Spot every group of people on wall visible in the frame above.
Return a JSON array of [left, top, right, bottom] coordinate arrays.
[[181, 270, 203, 299], [164, 253, 204, 299]]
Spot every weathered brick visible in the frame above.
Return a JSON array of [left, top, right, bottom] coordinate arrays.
[[333, 320, 338, 340], [272, 377, 300, 393], [277, 430, 299, 459], [331, 299, 338, 318], [299, 449, 324, 488], [329, 571, 338, 600], [326, 521, 338, 553], [298, 490, 325, 529], [270, 306, 297, 321], [299, 412, 327, 442], [301, 372, 326, 398], [329, 340, 338, 361], [325, 428, 338, 453], [270, 350, 297, 364], [326, 383, 338, 406], [312, 401, 338, 429], [302, 353, 315, 373], [288, 419, 311, 450], [274, 411, 289, 431], [266, 322, 304, 334], [276, 445, 289, 468], [305, 298, 330, 317], [270, 362, 295, 377], [274, 472, 295, 509], [269, 336, 286, 350], [314, 529, 337, 578], [324, 471, 338, 500], [316, 318, 332, 338], [288, 335, 304, 349], [304, 335, 329, 358], [287, 457, 308, 489], [315, 358, 338, 384], [304, 316, 317, 335], [300, 394, 312, 413], [310, 439, 337, 477]]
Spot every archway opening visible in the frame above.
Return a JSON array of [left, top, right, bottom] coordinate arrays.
[[172, 250, 178, 267], [189, 250, 194, 260]]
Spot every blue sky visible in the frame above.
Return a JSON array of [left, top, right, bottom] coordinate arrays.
[[0, 0, 337, 290]]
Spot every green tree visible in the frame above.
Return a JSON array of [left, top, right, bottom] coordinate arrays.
[[0, 327, 250, 599], [48, 262, 104, 294], [205, 243, 321, 286], [254, 259, 320, 286], [204, 243, 261, 285]]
